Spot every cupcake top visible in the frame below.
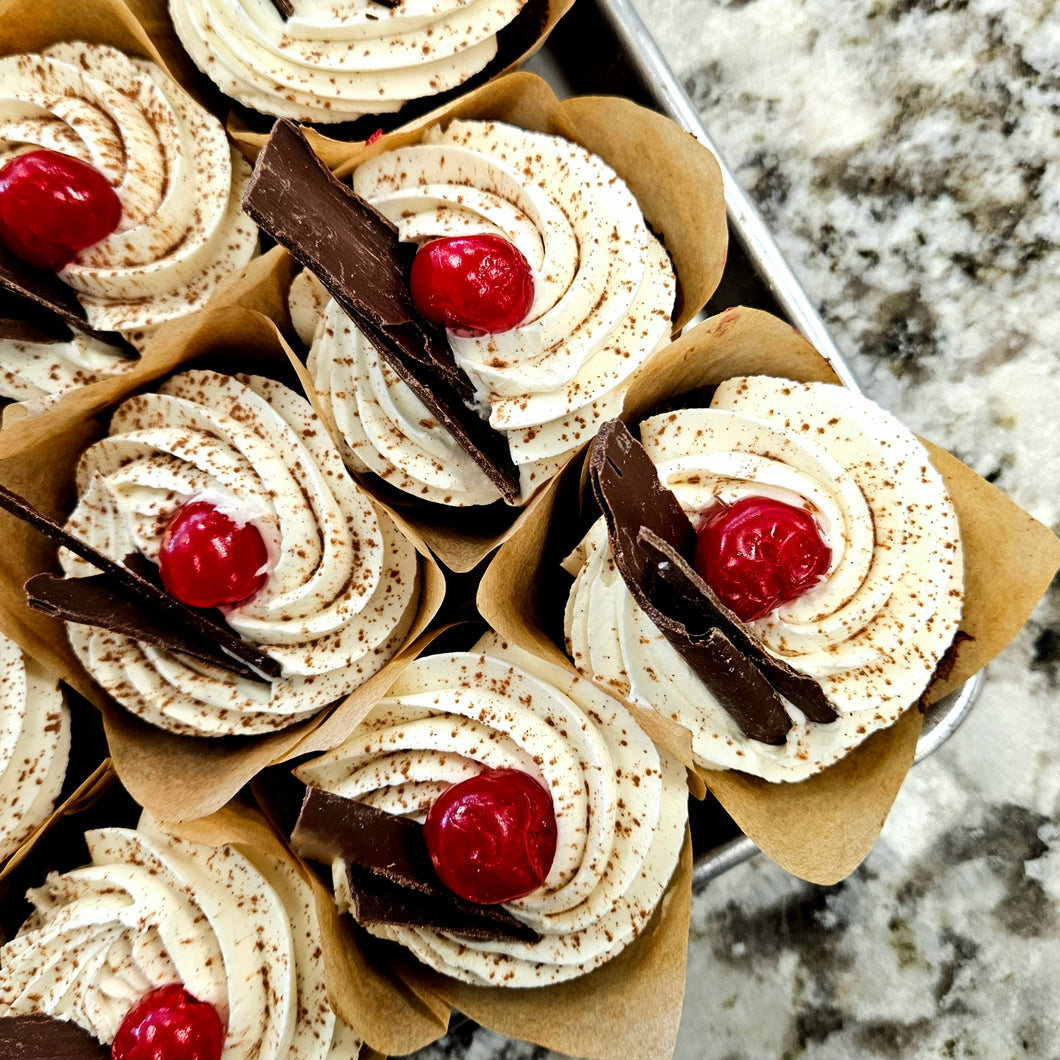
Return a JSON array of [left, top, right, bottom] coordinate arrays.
[[0, 42, 258, 398], [304, 119, 677, 506], [0, 631, 70, 863], [296, 632, 688, 987], [0, 814, 361, 1059], [564, 376, 965, 782], [60, 369, 419, 738], [168, 0, 535, 124]]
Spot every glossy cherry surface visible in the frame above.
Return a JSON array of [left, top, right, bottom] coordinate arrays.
[[409, 234, 534, 334], [111, 984, 224, 1060], [694, 495, 831, 622], [0, 149, 121, 271], [158, 501, 268, 609], [424, 768, 558, 905]]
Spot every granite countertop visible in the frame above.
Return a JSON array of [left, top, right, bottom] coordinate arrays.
[[418, 1, 1060, 1057]]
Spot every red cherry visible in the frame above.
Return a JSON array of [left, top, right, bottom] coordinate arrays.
[[0, 149, 122, 271], [409, 234, 534, 334], [111, 984, 224, 1060], [158, 501, 269, 609], [424, 768, 558, 905], [694, 496, 831, 622]]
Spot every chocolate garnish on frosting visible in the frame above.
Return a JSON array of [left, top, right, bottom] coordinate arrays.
[[589, 419, 838, 745], [0, 1014, 109, 1060], [0, 484, 279, 682], [266, 0, 294, 17], [241, 118, 520, 503], [292, 785, 540, 943], [0, 245, 136, 357]]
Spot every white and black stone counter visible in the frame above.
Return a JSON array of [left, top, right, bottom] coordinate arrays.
[[415, 1, 1060, 1056]]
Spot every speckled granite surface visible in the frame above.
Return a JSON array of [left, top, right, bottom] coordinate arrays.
[[412, 1, 1060, 1057]]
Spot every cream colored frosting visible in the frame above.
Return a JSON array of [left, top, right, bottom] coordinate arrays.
[[0, 42, 258, 398], [296, 632, 687, 987], [0, 814, 361, 1059], [305, 119, 676, 506], [168, 0, 529, 124], [0, 333, 137, 406], [0, 632, 70, 862], [60, 370, 419, 737], [564, 377, 964, 782]]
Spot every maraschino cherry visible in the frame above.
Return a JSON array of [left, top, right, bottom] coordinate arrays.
[[158, 501, 269, 610], [409, 234, 534, 334], [424, 768, 558, 905], [111, 984, 224, 1060], [694, 496, 831, 622], [0, 149, 121, 271]]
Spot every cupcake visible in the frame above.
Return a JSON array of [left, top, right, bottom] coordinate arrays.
[[301, 117, 679, 508], [293, 631, 688, 987], [167, 0, 562, 127], [0, 630, 70, 864], [243, 75, 727, 568], [480, 306, 1060, 883], [0, 39, 258, 401], [57, 367, 420, 738], [0, 809, 362, 1058], [564, 375, 965, 781]]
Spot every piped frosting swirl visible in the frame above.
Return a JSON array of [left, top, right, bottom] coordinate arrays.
[[296, 632, 687, 986], [304, 119, 676, 506], [0, 814, 362, 1059], [564, 377, 964, 782], [61, 369, 419, 737]]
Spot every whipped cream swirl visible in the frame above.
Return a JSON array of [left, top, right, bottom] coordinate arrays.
[[0, 632, 70, 862], [565, 377, 964, 782], [168, 0, 529, 124], [61, 369, 419, 737], [0, 42, 258, 398], [0, 815, 362, 1059], [296, 632, 687, 987], [0, 333, 137, 407], [306, 119, 677, 506]]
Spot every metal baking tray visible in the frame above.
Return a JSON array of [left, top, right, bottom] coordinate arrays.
[[525, 0, 983, 888]]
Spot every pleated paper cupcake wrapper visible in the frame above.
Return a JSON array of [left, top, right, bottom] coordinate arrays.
[[0, 298, 447, 824], [232, 70, 728, 573], [245, 621, 695, 1060], [478, 305, 1060, 885]]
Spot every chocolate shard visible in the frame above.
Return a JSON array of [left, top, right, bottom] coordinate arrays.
[[242, 118, 520, 503], [0, 484, 280, 682], [639, 527, 837, 724], [0, 243, 137, 357], [267, 0, 294, 16], [589, 419, 838, 745], [0, 289, 73, 344], [0, 1014, 109, 1060], [292, 785, 540, 943]]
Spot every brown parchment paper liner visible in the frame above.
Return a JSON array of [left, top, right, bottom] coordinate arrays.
[[0, 296, 446, 824], [479, 305, 1060, 885], [266, 622, 694, 1058], [235, 72, 728, 573]]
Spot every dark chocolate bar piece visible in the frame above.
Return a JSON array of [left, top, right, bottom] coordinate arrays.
[[589, 419, 838, 745], [639, 527, 837, 724], [0, 484, 279, 682], [293, 785, 539, 942], [0, 243, 136, 356], [0, 1014, 109, 1060], [242, 118, 520, 502]]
